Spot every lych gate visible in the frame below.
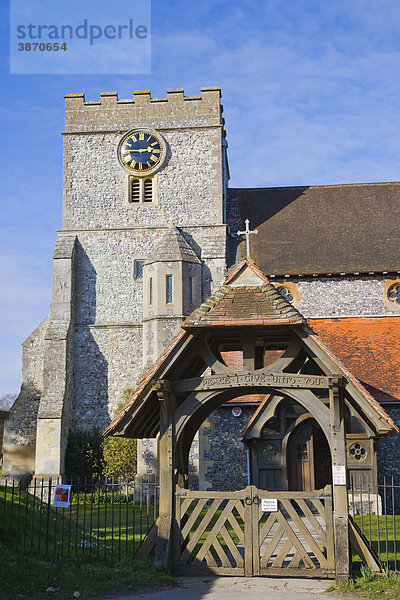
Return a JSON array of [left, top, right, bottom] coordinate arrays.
[[104, 258, 396, 580]]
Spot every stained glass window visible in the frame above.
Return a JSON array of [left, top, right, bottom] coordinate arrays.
[[280, 287, 294, 303], [389, 285, 400, 305]]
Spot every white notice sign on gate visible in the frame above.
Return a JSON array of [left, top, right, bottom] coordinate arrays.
[[332, 464, 347, 485], [261, 498, 278, 512]]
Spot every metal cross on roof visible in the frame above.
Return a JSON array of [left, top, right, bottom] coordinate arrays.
[[238, 219, 258, 258]]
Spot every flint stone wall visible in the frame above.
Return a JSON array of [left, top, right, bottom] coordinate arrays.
[[272, 275, 394, 318], [376, 408, 400, 482], [203, 405, 256, 491]]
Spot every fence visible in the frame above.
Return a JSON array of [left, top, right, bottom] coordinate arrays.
[[0, 476, 158, 564], [3, 475, 400, 570], [349, 477, 400, 571]]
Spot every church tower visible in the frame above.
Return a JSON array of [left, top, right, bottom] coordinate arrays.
[[2, 87, 229, 480]]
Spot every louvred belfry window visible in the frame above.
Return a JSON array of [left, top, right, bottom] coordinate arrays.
[[128, 177, 156, 204], [144, 179, 153, 202], [130, 179, 140, 202]]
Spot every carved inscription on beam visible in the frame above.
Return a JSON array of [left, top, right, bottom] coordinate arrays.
[[173, 372, 332, 393]]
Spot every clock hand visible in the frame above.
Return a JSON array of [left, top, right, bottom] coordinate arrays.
[[125, 147, 157, 153], [123, 148, 146, 153]]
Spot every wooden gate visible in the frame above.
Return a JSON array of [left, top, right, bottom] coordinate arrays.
[[174, 485, 335, 577]]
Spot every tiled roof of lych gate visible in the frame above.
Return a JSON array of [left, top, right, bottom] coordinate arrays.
[[228, 182, 400, 275], [184, 259, 304, 327], [103, 328, 187, 437], [309, 317, 400, 404], [145, 225, 201, 265], [104, 257, 399, 438]]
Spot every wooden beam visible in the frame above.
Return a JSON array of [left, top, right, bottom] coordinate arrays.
[[241, 330, 257, 370], [329, 382, 350, 582], [197, 336, 231, 373], [154, 386, 177, 571], [348, 516, 382, 573], [135, 521, 157, 560], [173, 371, 331, 393]]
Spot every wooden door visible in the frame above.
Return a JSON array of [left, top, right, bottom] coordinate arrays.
[[313, 425, 332, 490], [288, 421, 314, 491], [287, 421, 332, 491]]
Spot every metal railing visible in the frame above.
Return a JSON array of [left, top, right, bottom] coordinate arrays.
[[0, 476, 158, 564], [348, 477, 400, 570]]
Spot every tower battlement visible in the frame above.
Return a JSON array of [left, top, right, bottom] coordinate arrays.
[[64, 87, 224, 132]]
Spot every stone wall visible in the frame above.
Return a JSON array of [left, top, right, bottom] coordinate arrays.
[[1, 318, 48, 476], [202, 405, 256, 491], [376, 408, 400, 482], [0, 411, 9, 457], [269, 275, 393, 318], [72, 325, 143, 431], [63, 89, 225, 231]]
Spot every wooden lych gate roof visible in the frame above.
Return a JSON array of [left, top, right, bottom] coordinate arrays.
[[104, 258, 397, 440]]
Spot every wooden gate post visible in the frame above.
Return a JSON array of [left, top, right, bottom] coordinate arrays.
[[154, 381, 176, 571], [330, 377, 350, 582]]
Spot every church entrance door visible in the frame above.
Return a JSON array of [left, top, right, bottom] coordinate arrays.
[[174, 484, 335, 577], [287, 420, 332, 491]]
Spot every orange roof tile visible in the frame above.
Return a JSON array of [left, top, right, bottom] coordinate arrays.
[[309, 317, 400, 404]]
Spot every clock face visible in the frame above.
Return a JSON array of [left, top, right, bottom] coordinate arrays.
[[118, 130, 164, 174]]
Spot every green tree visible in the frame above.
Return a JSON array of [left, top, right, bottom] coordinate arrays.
[[102, 390, 137, 481]]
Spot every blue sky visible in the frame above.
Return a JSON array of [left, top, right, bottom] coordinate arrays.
[[0, 0, 399, 394]]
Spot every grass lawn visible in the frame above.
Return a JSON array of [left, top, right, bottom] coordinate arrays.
[[338, 573, 400, 600], [0, 543, 176, 600], [69, 501, 157, 561], [0, 486, 157, 563], [354, 514, 400, 565]]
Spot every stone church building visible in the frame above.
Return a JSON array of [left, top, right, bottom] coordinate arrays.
[[2, 87, 400, 494]]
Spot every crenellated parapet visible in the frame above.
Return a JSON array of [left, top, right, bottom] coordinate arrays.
[[64, 87, 225, 132]]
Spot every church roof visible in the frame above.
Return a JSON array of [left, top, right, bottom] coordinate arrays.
[[103, 259, 397, 438], [145, 226, 201, 265], [228, 182, 400, 276], [184, 258, 304, 327], [308, 317, 400, 404]]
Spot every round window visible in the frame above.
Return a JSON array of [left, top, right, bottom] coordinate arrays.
[[382, 280, 400, 312], [388, 284, 400, 306], [349, 442, 367, 461], [275, 282, 300, 308]]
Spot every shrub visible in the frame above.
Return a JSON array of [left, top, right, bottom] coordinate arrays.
[[102, 394, 137, 482], [65, 430, 104, 481]]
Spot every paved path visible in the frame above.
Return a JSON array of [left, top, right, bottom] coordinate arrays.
[[102, 576, 342, 600]]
